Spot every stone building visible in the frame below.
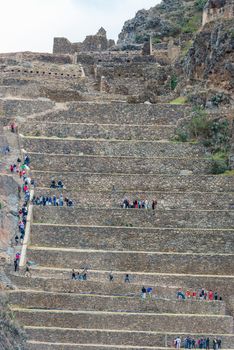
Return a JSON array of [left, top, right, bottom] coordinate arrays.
[[53, 27, 115, 54], [202, 0, 234, 25]]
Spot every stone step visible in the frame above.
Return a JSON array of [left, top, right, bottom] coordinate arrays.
[[27, 246, 234, 276], [30, 224, 234, 254], [20, 122, 176, 141], [33, 207, 234, 230], [33, 188, 234, 211], [31, 103, 189, 125], [28, 152, 212, 175], [26, 341, 175, 350], [24, 328, 234, 349], [8, 290, 226, 315], [32, 172, 234, 193], [12, 308, 233, 334], [22, 137, 206, 158]]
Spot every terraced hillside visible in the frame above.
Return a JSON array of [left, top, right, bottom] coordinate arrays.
[[5, 97, 234, 350]]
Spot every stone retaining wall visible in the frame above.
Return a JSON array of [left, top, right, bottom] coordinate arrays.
[[9, 292, 225, 315], [29, 153, 212, 174], [14, 310, 233, 333], [25, 328, 234, 348], [22, 138, 206, 158], [32, 172, 234, 193], [33, 189, 234, 210], [33, 103, 190, 125], [30, 225, 234, 254], [27, 248, 234, 275], [9, 274, 234, 304], [2, 99, 54, 117], [20, 122, 176, 141], [33, 207, 234, 229]]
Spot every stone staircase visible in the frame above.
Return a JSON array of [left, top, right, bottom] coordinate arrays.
[[7, 100, 234, 349]]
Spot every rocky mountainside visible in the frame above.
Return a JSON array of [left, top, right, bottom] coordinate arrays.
[[184, 18, 234, 92], [118, 0, 206, 45]]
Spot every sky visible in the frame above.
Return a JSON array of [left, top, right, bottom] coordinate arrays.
[[0, 0, 160, 53]]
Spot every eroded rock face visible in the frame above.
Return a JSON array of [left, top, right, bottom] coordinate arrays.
[[117, 0, 201, 45], [206, 0, 227, 9], [184, 19, 234, 92]]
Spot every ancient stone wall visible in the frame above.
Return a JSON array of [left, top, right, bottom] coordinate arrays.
[[31, 225, 234, 254], [203, 0, 234, 25], [14, 309, 233, 334], [9, 291, 226, 315], [2, 99, 54, 117], [28, 153, 213, 174], [53, 28, 115, 54], [32, 103, 190, 125], [32, 207, 234, 230]]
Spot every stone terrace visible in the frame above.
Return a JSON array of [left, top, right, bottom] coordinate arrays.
[[6, 99, 234, 350]]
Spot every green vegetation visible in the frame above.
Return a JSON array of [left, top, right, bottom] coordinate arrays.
[[34, 130, 41, 137], [170, 75, 178, 91], [170, 96, 188, 105], [181, 40, 193, 57], [195, 0, 207, 11], [152, 36, 162, 44], [181, 14, 202, 33], [189, 108, 209, 138], [211, 159, 229, 174], [180, 107, 232, 174], [174, 129, 189, 142], [222, 170, 234, 176]]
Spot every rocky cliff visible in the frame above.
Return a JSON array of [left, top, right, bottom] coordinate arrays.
[[118, 0, 206, 45], [184, 18, 234, 93]]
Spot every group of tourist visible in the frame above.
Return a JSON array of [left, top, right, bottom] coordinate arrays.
[[71, 269, 87, 281], [32, 194, 73, 207], [50, 179, 64, 189], [173, 336, 222, 349], [13, 155, 33, 249], [121, 198, 158, 209], [177, 288, 222, 301]]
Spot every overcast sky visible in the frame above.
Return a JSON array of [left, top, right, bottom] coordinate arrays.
[[0, 0, 160, 53]]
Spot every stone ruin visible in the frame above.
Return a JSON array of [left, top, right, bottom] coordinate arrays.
[[203, 0, 234, 25], [53, 27, 115, 54]]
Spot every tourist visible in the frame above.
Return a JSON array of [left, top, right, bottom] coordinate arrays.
[[177, 288, 185, 300], [57, 180, 64, 188], [109, 272, 114, 282], [217, 339, 221, 349], [214, 291, 218, 300], [147, 287, 153, 298], [14, 258, 19, 272], [25, 263, 31, 277], [124, 274, 130, 283], [141, 286, 146, 299], [50, 179, 56, 188], [71, 269, 76, 280], [152, 199, 157, 210], [208, 290, 214, 301], [206, 337, 210, 350], [175, 336, 181, 349], [213, 339, 218, 350]]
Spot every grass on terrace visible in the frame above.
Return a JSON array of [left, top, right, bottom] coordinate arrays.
[[169, 96, 188, 105]]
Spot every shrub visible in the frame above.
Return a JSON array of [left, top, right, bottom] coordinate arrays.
[[170, 75, 178, 91], [175, 129, 189, 142], [189, 108, 209, 138], [182, 14, 202, 33], [195, 0, 207, 11], [211, 159, 229, 174]]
